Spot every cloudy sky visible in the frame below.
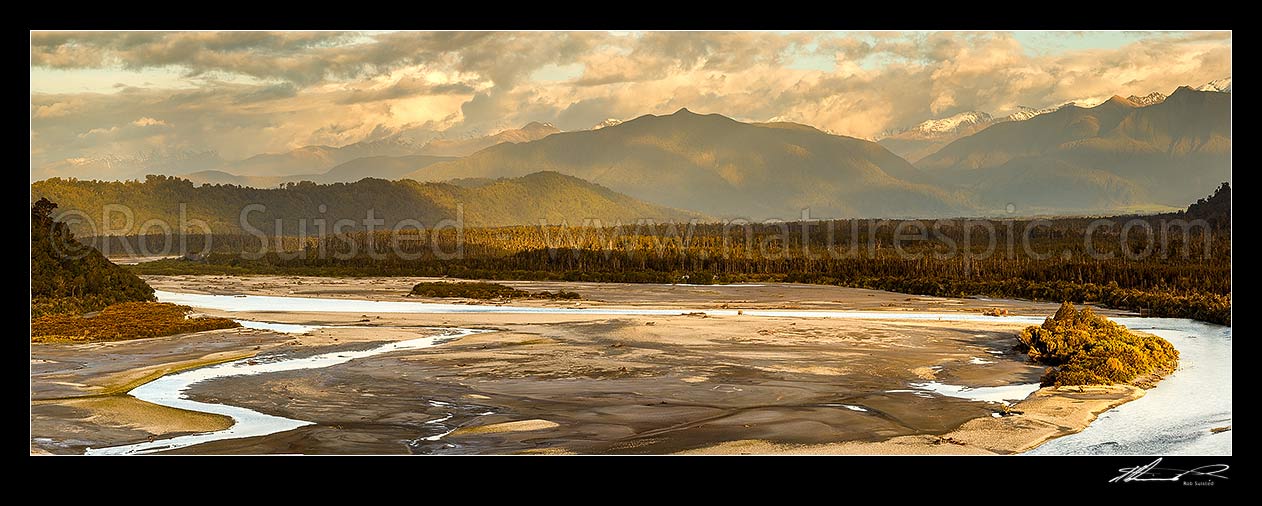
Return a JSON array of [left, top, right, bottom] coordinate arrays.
[[31, 30, 1231, 175]]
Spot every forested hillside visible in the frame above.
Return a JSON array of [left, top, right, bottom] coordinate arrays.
[[31, 198, 154, 317], [1186, 181, 1231, 230], [31, 171, 704, 237]]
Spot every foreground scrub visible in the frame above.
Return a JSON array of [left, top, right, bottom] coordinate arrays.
[[1025, 318, 1232, 455]]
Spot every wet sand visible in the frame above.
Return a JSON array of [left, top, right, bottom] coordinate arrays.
[[31, 328, 281, 454], [679, 385, 1144, 455], [30, 275, 1147, 455], [142, 274, 1130, 316]]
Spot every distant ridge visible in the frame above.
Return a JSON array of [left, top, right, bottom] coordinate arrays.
[[418, 122, 560, 157], [406, 108, 973, 219], [31, 171, 705, 236], [916, 87, 1231, 214]]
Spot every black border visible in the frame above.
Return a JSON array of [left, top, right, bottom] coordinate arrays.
[[29, 454, 1236, 493], [26, 7, 1233, 492], [26, 5, 1234, 30]]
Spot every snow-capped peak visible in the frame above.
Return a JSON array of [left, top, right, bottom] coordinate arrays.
[[592, 118, 623, 130], [908, 111, 992, 135], [1126, 92, 1167, 106], [999, 104, 1060, 123], [1197, 77, 1232, 93], [64, 149, 221, 167], [1061, 96, 1109, 109], [881, 111, 992, 139]]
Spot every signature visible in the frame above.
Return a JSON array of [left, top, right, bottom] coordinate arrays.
[[1111, 458, 1229, 483]]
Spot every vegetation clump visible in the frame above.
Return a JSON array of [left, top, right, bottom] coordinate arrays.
[[31, 198, 155, 318], [32, 302, 240, 343], [534, 290, 581, 300], [1017, 302, 1179, 386], [410, 281, 579, 300]]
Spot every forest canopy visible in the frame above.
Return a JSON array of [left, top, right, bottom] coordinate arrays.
[[31, 197, 154, 318]]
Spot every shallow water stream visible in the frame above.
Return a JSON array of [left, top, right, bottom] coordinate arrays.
[[88, 290, 1230, 455]]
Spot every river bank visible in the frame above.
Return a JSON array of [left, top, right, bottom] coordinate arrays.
[[30, 275, 1228, 455]]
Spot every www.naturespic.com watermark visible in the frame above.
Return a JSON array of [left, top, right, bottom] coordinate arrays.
[[49, 203, 1219, 262]]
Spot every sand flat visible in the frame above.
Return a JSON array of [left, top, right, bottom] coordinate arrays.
[[30, 274, 1150, 455], [452, 419, 560, 435]]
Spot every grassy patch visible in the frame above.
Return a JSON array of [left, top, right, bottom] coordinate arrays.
[[31, 295, 120, 319], [31, 302, 240, 343], [1017, 302, 1179, 386], [410, 281, 579, 300]]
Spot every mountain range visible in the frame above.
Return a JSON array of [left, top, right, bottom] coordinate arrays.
[[32, 150, 226, 184], [30, 78, 1231, 221], [877, 76, 1230, 164], [1126, 92, 1167, 106], [592, 119, 624, 129], [183, 154, 457, 187], [175, 123, 560, 187], [413, 121, 560, 157], [31, 123, 560, 185], [916, 87, 1231, 213], [407, 108, 973, 219], [1197, 77, 1232, 93], [877, 111, 997, 163]]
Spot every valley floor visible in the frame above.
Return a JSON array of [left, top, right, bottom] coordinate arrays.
[[31, 275, 1144, 455]]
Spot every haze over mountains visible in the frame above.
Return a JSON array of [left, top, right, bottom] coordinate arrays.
[[183, 155, 456, 187], [409, 108, 974, 219], [877, 76, 1231, 164], [177, 122, 561, 186], [917, 86, 1231, 213], [417, 122, 560, 157], [31, 78, 1230, 221], [32, 171, 701, 236], [31, 123, 559, 186]]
